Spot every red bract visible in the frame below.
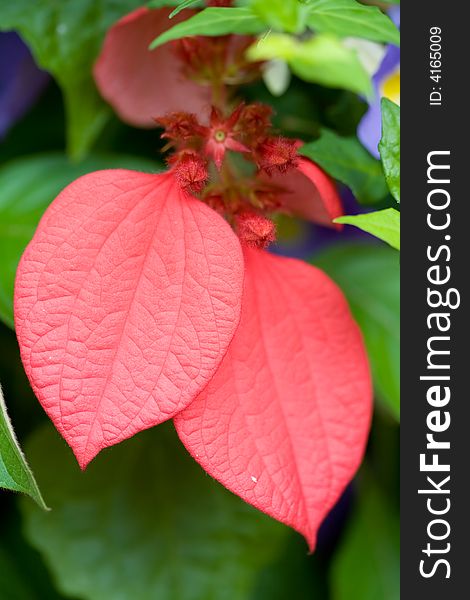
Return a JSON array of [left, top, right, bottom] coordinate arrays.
[[175, 248, 372, 551], [94, 8, 210, 127], [15, 7, 372, 548], [261, 157, 344, 228], [14, 170, 244, 468], [14, 167, 372, 548]]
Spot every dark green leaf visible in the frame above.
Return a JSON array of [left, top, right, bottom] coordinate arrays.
[[335, 208, 400, 250], [0, 385, 48, 509], [248, 34, 372, 97], [0, 153, 160, 329], [300, 129, 388, 204], [0, 0, 141, 160], [0, 506, 62, 600], [147, 0, 199, 8], [0, 544, 35, 600], [150, 7, 266, 49], [306, 0, 400, 45], [21, 424, 287, 600], [330, 477, 399, 600], [314, 244, 399, 418], [251, 533, 327, 599], [379, 98, 400, 203]]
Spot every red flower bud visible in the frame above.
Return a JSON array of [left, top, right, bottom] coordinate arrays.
[[235, 212, 276, 249], [257, 137, 299, 175], [154, 112, 203, 145], [237, 103, 273, 139], [204, 192, 226, 215], [172, 152, 209, 194]]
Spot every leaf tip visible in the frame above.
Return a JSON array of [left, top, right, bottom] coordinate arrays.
[[73, 444, 99, 471]]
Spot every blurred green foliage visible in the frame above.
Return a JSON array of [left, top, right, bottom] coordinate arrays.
[[330, 475, 400, 600], [21, 424, 291, 600], [0, 0, 142, 159]]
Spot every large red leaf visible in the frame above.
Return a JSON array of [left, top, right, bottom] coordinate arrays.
[[94, 8, 210, 128], [175, 248, 372, 550], [14, 170, 244, 468]]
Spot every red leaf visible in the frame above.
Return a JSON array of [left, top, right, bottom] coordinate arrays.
[[93, 8, 210, 128], [261, 157, 343, 228], [15, 170, 244, 468], [175, 248, 372, 550]]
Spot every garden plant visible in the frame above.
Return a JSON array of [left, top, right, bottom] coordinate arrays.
[[0, 1, 400, 598]]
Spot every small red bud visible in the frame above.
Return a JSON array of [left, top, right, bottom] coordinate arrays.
[[257, 137, 299, 175], [154, 112, 203, 144], [236, 212, 276, 249], [173, 152, 208, 194], [204, 193, 226, 215], [238, 103, 273, 139], [251, 182, 283, 212]]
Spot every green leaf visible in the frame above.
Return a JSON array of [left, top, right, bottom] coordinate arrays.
[[248, 34, 372, 97], [330, 477, 399, 600], [0, 384, 48, 509], [147, 0, 202, 6], [249, 0, 310, 34], [0, 153, 160, 329], [300, 129, 388, 204], [147, 0, 182, 6], [379, 99, 400, 203], [314, 244, 399, 418], [150, 7, 266, 49], [335, 208, 400, 250], [21, 424, 287, 600], [306, 0, 400, 45], [169, 0, 203, 18], [0, 0, 140, 160]]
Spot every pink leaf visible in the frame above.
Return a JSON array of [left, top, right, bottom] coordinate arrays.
[[93, 8, 210, 127], [175, 248, 372, 550], [14, 170, 244, 468], [262, 157, 343, 228]]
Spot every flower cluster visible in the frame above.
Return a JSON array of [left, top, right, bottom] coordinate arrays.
[[157, 100, 346, 250], [155, 100, 340, 249]]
